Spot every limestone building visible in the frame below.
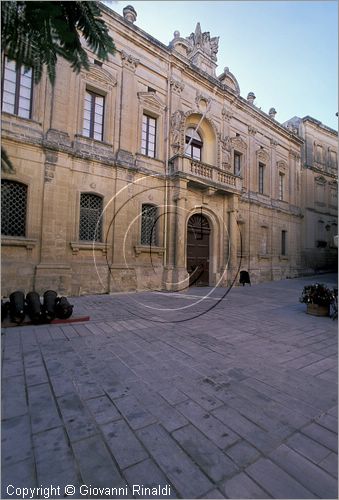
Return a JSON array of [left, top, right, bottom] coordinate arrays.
[[284, 116, 338, 273], [1, 4, 338, 296]]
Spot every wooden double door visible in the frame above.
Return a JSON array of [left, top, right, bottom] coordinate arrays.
[[187, 214, 210, 286]]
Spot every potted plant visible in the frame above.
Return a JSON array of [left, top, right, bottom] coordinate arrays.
[[299, 283, 334, 316]]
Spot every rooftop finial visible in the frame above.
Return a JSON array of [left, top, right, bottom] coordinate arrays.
[[123, 5, 137, 23]]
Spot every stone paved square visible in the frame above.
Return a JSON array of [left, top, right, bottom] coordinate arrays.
[[1, 274, 337, 499]]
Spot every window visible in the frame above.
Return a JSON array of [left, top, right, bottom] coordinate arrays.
[[141, 204, 157, 245], [234, 152, 241, 176], [1, 180, 27, 236], [261, 226, 268, 255], [141, 114, 156, 158], [279, 173, 285, 201], [83, 90, 105, 140], [79, 193, 103, 241], [281, 230, 287, 256], [185, 127, 202, 161], [2, 56, 33, 118], [258, 163, 265, 194]]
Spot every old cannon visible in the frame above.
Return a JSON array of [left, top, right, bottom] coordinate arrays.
[[55, 296, 73, 319], [26, 292, 43, 324], [43, 290, 58, 322], [9, 291, 26, 324]]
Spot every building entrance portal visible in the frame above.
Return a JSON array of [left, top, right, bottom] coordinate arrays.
[[187, 214, 210, 286]]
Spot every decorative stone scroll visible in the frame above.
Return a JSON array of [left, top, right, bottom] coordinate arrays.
[[221, 107, 233, 122], [170, 78, 185, 95], [120, 50, 139, 72], [256, 147, 270, 163], [248, 126, 257, 136], [231, 136, 248, 153]]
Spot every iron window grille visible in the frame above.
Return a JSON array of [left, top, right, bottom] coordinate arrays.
[[1, 180, 27, 236], [79, 193, 103, 242], [185, 127, 202, 161], [141, 204, 157, 245], [83, 90, 105, 141], [2, 56, 33, 118], [141, 114, 156, 158]]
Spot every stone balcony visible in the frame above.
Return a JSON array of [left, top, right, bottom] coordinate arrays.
[[169, 154, 242, 193]]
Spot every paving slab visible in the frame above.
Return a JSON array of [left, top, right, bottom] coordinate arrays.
[[1, 273, 337, 499]]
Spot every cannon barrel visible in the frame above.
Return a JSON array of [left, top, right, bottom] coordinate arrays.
[[26, 292, 43, 324], [55, 296, 73, 319], [43, 290, 57, 322], [2, 300, 9, 321], [9, 291, 26, 323]]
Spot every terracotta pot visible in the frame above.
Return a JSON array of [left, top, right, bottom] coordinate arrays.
[[306, 303, 330, 317]]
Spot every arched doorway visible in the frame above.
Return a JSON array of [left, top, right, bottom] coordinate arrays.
[[187, 213, 210, 286]]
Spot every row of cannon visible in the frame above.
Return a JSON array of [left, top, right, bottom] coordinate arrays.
[[2, 290, 74, 325]]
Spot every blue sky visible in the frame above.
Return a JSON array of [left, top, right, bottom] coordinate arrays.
[[106, 1, 338, 131]]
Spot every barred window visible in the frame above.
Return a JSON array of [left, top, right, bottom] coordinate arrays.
[[141, 204, 157, 245], [79, 193, 103, 241], [1, 180, 27, 236], [2, 56, 33, 118]]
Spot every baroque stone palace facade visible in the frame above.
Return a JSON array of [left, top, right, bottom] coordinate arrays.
[[1, 4, 338, 296]]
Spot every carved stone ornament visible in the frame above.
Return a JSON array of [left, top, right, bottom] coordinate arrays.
[[170, 110, 184, 150], [248, 126, 257, 136], [231, 136, 248, 153], [276, 160, 287, 171], [137, 92, 166, 112], [270, 138, 279, 147], [315, 175, 327, 185], [84, 64, 117, 90], [120, 50, 139, 72], [221, 107, 233, 122], [170, 78, 185, 95], [220, 135, 232, 169], [256, 147, 270, 162], [195, 91, 211, 113], [186, 22, 219, 62], [289, 149, 301, 160]]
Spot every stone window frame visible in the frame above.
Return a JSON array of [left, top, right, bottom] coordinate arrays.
[[1, 174, 37, 252], [83, 89, 105, 141], [281, 229, 288, 257], [185, 127, 203, 161], [141, 113, 157, 158], [79, 192, 104, 243], [256, 148, 270, 196], [230, 136, 247, 179], [77, 65, 117, 145], [70, 190, 106, 253], [314, 175, 326, 206], [140, 203, 158, 246], [1, 179, 28, 237], [137, 91, 166, 161], [276, 160, 288, 202], [1, 55, 35, 120]]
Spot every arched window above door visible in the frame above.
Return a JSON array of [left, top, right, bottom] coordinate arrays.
[[185, 127, 203, 161]]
